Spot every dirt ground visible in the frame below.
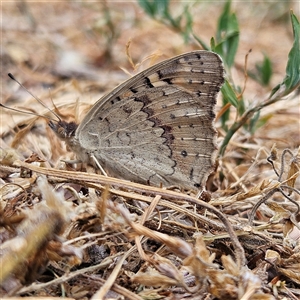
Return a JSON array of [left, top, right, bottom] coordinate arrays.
[[1, 1, 300, 299]]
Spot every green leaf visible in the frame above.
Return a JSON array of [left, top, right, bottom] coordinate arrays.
[[237, 95, 245, 116], [138, 0, 192, 40], [284, 12, 300, 91], [137, 0, 156, 17], [260, 54, 272, 86], [270, 11, 300, 97], [221, 98, 230, 132], [215, 0, 239, 68], [220, 80, 239, 130], [253, 54, 273, 86], [210, 37, 216, 51], [248, 54, 272, 86], [221, 79, 239, 108], [138, 0, 170, 19]]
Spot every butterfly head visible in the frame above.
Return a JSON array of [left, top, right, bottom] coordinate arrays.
[[49, 120, 78, 141], [49, 120, 91, 164]]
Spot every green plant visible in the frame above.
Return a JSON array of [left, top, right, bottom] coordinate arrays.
[[138, 0, 195, 43], [219, 9, 299, 156]]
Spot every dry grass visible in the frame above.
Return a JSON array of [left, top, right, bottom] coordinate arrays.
[[1, 2, 300, 299]]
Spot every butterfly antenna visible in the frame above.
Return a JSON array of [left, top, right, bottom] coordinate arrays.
[[7, 73, 61, 122], [0, 102, 53, 121]]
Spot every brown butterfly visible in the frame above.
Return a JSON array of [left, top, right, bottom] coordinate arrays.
[[49, 51, 224, 190]]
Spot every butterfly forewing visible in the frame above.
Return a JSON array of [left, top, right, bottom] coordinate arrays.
[[74, 51, 224, 190]]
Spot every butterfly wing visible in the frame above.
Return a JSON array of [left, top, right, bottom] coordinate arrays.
[[76, 51, 224, 190]]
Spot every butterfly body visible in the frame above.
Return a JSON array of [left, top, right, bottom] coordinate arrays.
[[51, 51, 224, 190]]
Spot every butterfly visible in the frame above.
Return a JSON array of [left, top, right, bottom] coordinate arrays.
[[50, 51, 224, 190]]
